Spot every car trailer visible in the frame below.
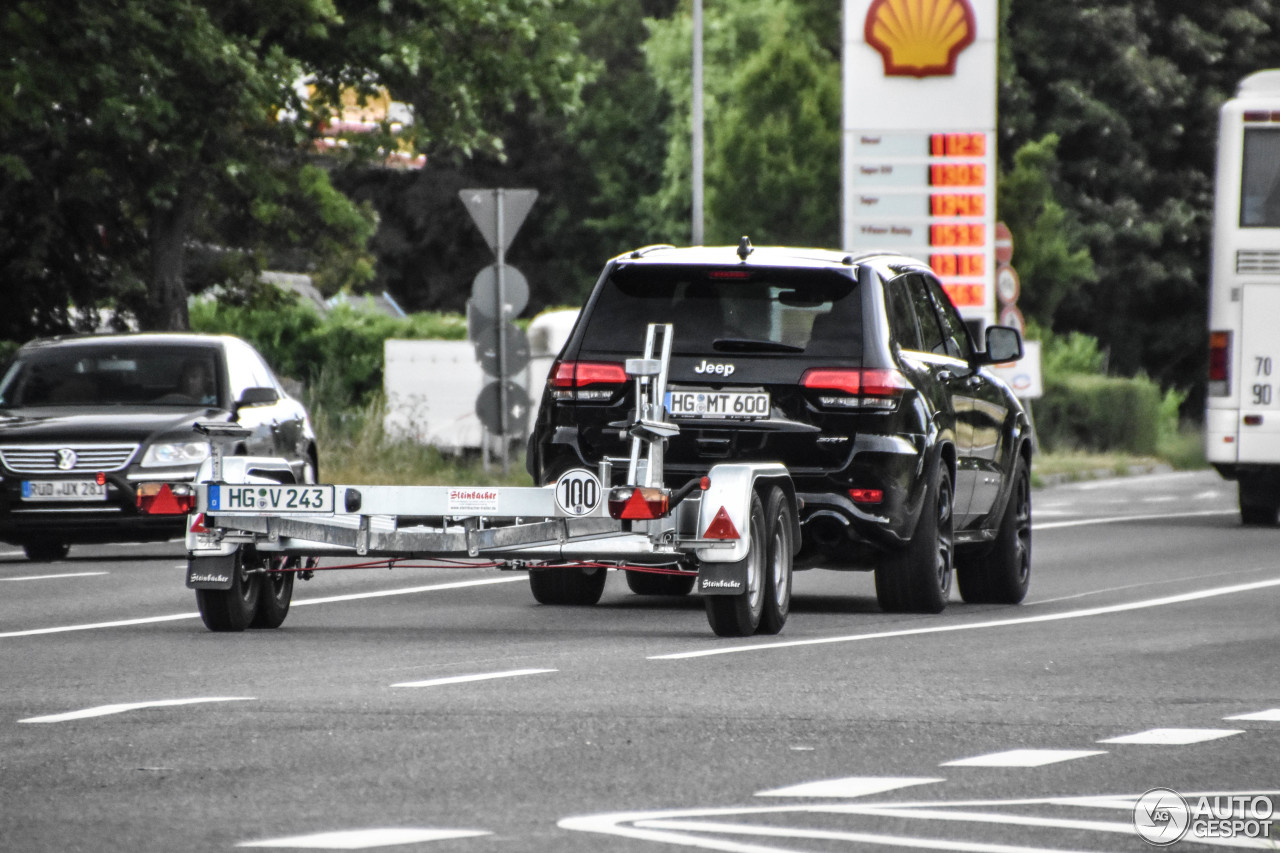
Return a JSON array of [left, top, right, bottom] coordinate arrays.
[[166, 325, 800, 638]]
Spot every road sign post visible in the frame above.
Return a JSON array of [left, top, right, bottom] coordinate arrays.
[[459, 188, 538, 475]]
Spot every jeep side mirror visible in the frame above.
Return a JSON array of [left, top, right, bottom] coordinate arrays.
[[982, 326, 1023, 364]]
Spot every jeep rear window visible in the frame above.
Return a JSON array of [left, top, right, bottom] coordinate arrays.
[[580, 265, 861, 357]]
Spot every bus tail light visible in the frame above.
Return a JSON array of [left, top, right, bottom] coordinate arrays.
[[1209, 331, 1232, 397]]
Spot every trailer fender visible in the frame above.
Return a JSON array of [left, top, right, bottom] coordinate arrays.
[[695, 462, 790, 564]]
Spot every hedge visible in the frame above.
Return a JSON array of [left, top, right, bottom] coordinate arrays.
[[1032, 373, 1163, 455]]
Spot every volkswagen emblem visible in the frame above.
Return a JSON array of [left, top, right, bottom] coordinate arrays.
[[56, 448, 78, 470]]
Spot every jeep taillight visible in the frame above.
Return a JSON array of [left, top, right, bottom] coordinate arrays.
[[801, 368, 909, 411], [1209, 331, 1231, 397], [550, 360, 628, 402]]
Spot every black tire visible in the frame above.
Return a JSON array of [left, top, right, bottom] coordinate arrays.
[[23, 541, 69, 562], [704, 491, 767, 637], [958, 455, 1031, 604], [250, 557, 295, 629], [757, 486, 794, 635], [875, 461, 954, 614], [195, 549, 262, 632], [625, 570, 696, 596], [1238, 475, 1280, 525], [529, 566, 608, 605]]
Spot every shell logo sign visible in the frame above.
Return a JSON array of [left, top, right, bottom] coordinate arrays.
[[864, 0, 976, 78]]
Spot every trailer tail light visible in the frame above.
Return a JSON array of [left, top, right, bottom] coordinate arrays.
[[607, 486, 670, 519], [801, 368, 910, 411], [1208, 331, 1232, 397], [549, 360, 628, 402], [136, 483, 196, 515]]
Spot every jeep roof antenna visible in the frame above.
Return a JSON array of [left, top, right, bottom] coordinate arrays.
[[737, 236, 753, 261]]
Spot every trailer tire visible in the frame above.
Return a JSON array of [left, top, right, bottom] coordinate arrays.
[[250, 557, 295, 629], [757, 486, 794, 635], [704, 491, 766, 637], [195, 549, 261, 632], [957, 455, 1031, 604], [23, 540, 69, 562], [625, 571, 696, 596], [875, 461, 953, 614], [529, 566, 608, 605]]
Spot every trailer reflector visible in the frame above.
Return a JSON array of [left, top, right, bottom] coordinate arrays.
[[137, 483, 196, 515], [702, 506, 740, 540], [607, 487, 670, 520]]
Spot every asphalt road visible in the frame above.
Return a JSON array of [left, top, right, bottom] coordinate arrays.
[[2, 469, 1277, 852]]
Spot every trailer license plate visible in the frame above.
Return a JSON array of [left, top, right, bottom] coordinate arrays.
[[21, 480, 108, 501], [665, 390, 770, 419], [208, 484, 335, 513]]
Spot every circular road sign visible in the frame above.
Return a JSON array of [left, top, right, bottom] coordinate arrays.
[[996, 265, 1020, 306], [474, 323, 531, 377], [470, 264, 529, 320], [475, 380, 531, 437], [995, 221, 1014, 265]]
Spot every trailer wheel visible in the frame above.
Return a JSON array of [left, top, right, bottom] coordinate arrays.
[[958, 455, 1031, 604], [757, 486, 794, 635], [704, 491, 766, 637], [250, 557, 296, 629], [195, 549, 261, 632], [875, 461, 953, 614], [625, 570, 696, 596], [529, 566, 608, 605]]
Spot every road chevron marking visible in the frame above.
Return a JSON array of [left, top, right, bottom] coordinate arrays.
[[392, 668, 556, 688], [941, 749, 1105, 768], [236, 828, 491, 848], [757, 777, 944, 798], [561, 789, 1280, 852], [649, 577, 1280, 660]]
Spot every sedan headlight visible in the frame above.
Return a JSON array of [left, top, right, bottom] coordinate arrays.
[[140, 440, 211, 468]]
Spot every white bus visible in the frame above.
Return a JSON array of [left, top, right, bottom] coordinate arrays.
[[1206, 69, 1280, 523]]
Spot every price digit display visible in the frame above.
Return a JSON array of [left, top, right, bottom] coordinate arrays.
[[930, 224, 985, 247], [929, 133, 987, 157], [930, 193, 986, 217], [929, 253, 986, 277], [929, 163, 986, 187]]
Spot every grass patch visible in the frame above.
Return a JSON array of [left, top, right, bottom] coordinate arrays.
[[1031, 424, 1207, 486]]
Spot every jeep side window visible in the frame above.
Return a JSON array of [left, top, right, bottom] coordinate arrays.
[[884, 276, 924, 352], [923, 275, 974, 361], [905, 275, 947, 355]]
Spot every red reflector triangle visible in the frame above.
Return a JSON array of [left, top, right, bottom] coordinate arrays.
[[189, 512, 208, 533], [621, 489, 659, 519], [702, 506, 740, 540], [148, 484, 185, 515]]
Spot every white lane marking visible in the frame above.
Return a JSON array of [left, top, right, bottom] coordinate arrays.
[[0, 572, 108, 581], [20, 696, 253, 723], [392, 668, 556, 688], [1034, 509, 1235, 530], [1226, 709, 1280, 721], [757, 777, 944, 798], [1098, 728, 1244, 745], [236, 828, 491, 849], [0, 576, 526, 639], [940, 749, 1105, 768], [649, 577, 1280, 660]]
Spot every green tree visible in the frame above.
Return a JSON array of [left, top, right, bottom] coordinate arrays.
[[643, 0, 841, 245], [0, 0, 592, 336], [996, 134, 1095, 325], [1000, 0, 1280, 396]]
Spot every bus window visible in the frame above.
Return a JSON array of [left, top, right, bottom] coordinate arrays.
[[1240, 128, 1280, 227]]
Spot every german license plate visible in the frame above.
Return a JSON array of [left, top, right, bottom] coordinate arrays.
[[208, 484, 335, 513], [665, 389, 770, 419], [21, 480, 107, 501]]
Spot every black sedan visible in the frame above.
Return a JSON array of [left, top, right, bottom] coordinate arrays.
[[0, 333, 317, 560]]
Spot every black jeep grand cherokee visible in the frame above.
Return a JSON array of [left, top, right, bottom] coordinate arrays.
[[529, 241, 1033, 613]]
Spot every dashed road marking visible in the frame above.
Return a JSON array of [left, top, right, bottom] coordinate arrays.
[[1226, 709, 1280, 721], [757, 777, 944, 799], [236, 828, 491, 849], [1099, 728, 1244, 745], [20, 696, 253, 723], [941, 749, 1106, 768], [0, 572, 108, 581], [392, 668, 556, 688]]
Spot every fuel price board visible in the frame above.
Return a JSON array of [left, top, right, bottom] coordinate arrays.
[[847, 129, 995, 321]]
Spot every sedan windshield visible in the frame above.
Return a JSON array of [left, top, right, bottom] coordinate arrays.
[[0, 346, 222, 408]]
